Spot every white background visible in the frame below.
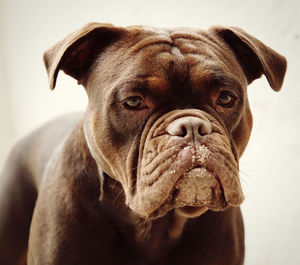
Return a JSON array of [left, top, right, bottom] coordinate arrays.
[[0, 0, 299, 264]]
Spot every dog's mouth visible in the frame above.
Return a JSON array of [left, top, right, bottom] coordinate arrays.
[[143, 166, 229, 219], [125, 110, 244, 219], [126, 143, 243, 219], [171, 167, 228, 213]]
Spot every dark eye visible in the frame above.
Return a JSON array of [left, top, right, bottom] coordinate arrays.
[[123, 96, 144, 109], [216, 91, 235, 107]]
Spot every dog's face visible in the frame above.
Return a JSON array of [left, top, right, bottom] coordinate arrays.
[[44, 23, 286, 219]]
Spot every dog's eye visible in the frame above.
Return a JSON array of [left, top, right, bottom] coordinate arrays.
[[216, 91, 235, 107], [123, 96, 144, 109]]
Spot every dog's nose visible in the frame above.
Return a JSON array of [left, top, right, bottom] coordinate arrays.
[[166, 116, 212, 138]]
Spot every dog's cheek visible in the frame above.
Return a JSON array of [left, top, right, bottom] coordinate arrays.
[[108, 113, 143, 144], [231, 103, 253, 158], [84, 108, 145, 171], [222, 94, 253, 158]]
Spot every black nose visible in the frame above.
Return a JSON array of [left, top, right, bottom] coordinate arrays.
[[166, 116, 212, 138]]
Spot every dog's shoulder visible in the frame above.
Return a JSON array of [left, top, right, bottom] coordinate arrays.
[[2, 113, 83, 188]]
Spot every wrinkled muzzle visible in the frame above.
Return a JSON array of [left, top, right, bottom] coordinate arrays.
[[126, 110, 244, 219]]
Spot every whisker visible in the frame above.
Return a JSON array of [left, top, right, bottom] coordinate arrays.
[[238, 169, 254, 185], [112, 188, 125, 204]]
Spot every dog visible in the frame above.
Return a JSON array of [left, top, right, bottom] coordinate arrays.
[[0, 23, 286, 265]]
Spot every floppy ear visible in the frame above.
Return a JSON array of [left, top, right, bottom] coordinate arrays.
[[212, 26, 287, 91], [44, 22, 127, 90]]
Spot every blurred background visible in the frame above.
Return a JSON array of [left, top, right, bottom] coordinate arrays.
[[0, 0, 299, 264]]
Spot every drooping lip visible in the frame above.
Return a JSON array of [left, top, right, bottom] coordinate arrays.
[[129, 143, 243, 220], [134, 165, 222, 220], [160, 166, 228, 215], [145, 152, 244, 219]]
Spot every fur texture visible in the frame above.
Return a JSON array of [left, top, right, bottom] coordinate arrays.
[[0, 23, 286, 265]]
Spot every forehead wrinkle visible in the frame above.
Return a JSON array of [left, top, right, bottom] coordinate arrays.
[[130, 36, 173, 53], [170, 32, 206, 41], [170, 30, 222, 50], [171, 33, 244, 80], [168, 34, 242, 88], [170, 33, 227, 67]]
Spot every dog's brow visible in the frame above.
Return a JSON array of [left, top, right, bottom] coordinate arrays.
[[111, 79, 148, 100], [213, 72, 243, 89], [190, 66, 242, 90]]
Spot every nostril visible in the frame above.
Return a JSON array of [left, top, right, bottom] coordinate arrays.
[[198, 126, 204, 136], [166, 122, 188, 137], [181, 126, 188, 137]]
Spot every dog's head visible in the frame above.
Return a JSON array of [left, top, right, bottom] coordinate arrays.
[[44, 23, 286, 219]]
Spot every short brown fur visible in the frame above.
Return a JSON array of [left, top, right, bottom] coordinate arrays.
[[0, 23, 286, 265]]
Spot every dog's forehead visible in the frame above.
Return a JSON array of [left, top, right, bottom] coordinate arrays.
[[129, 26, 221, 68], [121, 27, 243, 93], [90, 27, 244, 100]]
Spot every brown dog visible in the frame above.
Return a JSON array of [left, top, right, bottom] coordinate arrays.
[[0, 23, 286, 265]]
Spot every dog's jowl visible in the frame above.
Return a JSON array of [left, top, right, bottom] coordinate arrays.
[[0, 23, 287, 265]]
